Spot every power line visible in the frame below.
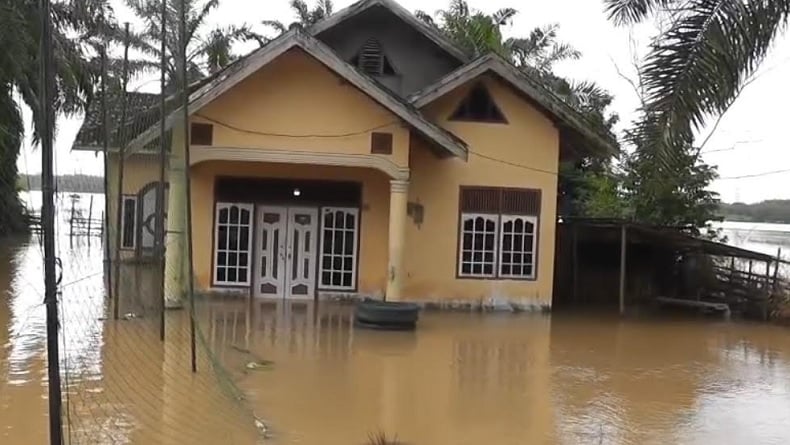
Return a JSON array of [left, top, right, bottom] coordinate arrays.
[[195, 113, 399, 138], [719, 168, 790, 180]]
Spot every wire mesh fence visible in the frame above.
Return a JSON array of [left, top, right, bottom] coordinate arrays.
[[4, 0, 266, 442]]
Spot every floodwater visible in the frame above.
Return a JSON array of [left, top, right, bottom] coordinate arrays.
[[2, 194, 790, 444]]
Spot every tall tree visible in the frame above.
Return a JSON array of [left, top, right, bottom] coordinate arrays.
[[124, 0, 259, 85], [416, 1, 620, 218], [262, 0, 334, 34], [604, 0, 790, 163], [415, 0, 617, 136], [0, 0, 115, 236]]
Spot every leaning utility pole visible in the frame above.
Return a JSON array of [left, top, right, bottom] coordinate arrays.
[[39, 0, 64, 443]]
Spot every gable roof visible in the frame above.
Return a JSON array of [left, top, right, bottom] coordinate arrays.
[[410, 54, 619, 157], [310, 0, 469, 63], [124, 28, 468, 159]]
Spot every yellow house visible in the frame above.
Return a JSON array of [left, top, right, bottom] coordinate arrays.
[[73, 0, 615, 310]]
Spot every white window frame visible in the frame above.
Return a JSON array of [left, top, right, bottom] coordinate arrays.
[[213, 202, 254, 286], [120, 195, 137, 250], [498, 215, 538, 280], [319, 207, 360, 291], [457, 213, 499, 278], [457, 213, 539, 280]]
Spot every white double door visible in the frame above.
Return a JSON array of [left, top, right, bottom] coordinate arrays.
[[255, 206, 318, 299]]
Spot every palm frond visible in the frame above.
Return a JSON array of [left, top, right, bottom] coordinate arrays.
[[492, 8, 517, 26], [188, 0, 221, 42], [290, 0, 311, 23], [603, 0, 680, 25], [637, 0, 790, 162]]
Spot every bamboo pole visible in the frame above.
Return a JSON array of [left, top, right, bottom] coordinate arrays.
[[112, 23, 132, 321], [39, 0, 64, 441], [177, 0, 198, 373], [619, 225, 627, 315], [156, 0, 168, 342], [87, 194, 94, 246], [100, 48, 112, 297]]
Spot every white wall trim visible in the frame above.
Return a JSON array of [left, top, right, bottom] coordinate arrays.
[[190, 146, 410, 181]]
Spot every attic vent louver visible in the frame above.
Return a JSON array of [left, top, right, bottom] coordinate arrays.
[[351, 38, 396, 76], [450, 83, 507, 123]]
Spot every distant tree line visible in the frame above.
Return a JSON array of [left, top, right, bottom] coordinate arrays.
[[719, 200, 790, 224], [20, 174, 104, 194]]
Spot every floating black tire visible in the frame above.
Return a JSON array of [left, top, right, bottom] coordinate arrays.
[[353, 319, 416, 331], [354, 300, 420, 330]]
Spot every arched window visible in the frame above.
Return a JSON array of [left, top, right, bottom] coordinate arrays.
[[350, 38, 396, 76]]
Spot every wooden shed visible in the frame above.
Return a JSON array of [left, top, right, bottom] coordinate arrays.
[[553, 218, 779, 316]]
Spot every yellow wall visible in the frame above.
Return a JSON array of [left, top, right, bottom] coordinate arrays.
[[404, 76, 559, 307], [189, 161, 391, 294], [111, 54, 561, 309], [106, 153, 162, 258], [194, 48, 410, 169]]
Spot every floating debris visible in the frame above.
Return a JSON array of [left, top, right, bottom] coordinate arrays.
[[245, 360, 274, 371]]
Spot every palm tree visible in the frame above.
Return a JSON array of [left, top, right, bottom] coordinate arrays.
[[0, 0, 116, 235], [604, 0, 790, 159], [124, 0, 259, 85], [262, 0, 334, 35]]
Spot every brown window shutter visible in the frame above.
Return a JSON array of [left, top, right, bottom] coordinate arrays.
[[370, 132, 393, 154], [459, 187, 500, 213], [502, 188, 541, 215], [191, 123, 213, 145]]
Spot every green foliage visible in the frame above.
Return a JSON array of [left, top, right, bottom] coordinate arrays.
[[262, 0, 334, 35], [417, 1, 622, 220], [604, 0, 790, 165], [621, 128, 722, 235], [124, 0, 260, 84], [720, 200, 790, 223], [0, 0, 114, 236]]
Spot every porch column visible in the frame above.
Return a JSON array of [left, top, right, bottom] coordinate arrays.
[[163, 127, 187, 308], [385, 179, 409, 301]]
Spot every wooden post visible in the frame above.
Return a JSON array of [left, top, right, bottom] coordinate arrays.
[[572, 223, 579, 304], [69, 197, 75, 243], [748, 260, 753, 286], [619, 225, 627, 315], [772, 248, 782, 291], [87, 194, 94, 247], [764, 257, 773, 321]]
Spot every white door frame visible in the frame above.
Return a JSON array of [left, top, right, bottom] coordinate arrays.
[[284, 207, 318, 300], [254, 205, 318, 300]]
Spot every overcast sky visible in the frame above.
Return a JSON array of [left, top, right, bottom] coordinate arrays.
[[18, 0, 790, 204]]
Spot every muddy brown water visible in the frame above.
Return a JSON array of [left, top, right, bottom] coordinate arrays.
[[2, 234, 790, 444]]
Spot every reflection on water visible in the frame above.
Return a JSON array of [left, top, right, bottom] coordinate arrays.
[[3, 203, 790, 444], [200, 302, 790, 445], [1, 195, 259, 444]]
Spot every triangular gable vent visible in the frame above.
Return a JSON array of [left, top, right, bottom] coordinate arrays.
[[450, 83, 507, 123], [351, 38, 396, 76]]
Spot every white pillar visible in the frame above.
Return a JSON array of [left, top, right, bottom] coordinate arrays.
[[385, 180, 409, 301], [164, 126, 187, 308]]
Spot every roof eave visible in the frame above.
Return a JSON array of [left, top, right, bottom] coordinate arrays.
[[309, 0, 469, 63], [127, 29, 468, 159], [410, 54, 619, 158]]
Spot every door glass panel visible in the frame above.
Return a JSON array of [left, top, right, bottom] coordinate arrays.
[[319, 208, 359, 290], [214, 203, 253, 284]]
